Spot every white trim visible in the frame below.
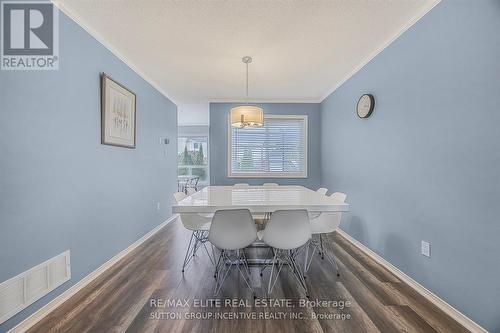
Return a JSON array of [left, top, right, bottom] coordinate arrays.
[[50, 0, 178, 105], [336, 229, 488, 333], [8, 215, 179, 333], [227, 115, 308, 179], [210, 98, 322, 104], [178, 123, 210, 127], [319, 0, 442, 101]]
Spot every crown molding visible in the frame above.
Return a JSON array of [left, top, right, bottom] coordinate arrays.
[[51, 0, 179, 105], [208, 98, 322, 104], [319, 0, 442, 101]]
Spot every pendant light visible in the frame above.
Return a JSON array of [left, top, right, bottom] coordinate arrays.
[[230, 56, 264, 128]]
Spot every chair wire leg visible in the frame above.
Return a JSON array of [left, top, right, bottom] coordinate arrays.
[[194, 230, 214, 265], [213, 250, 226, 292], [321, 239, 340, 277], [268, 250, 284, 294], [260, 247, 273, 276], [303, 242, 310, 275], [236, 251, 254, 295], [288, 251, 308, 296], [192, 231, 201, 257], [305, 237, 320, 273], [212, 243, 216, 262], [201, 240, 215, 265], [181, 232, 196, 273], [214, 251, 234, 295], [213, 250, 255, 296], [240, 248, 251, 275], [319, 234, 325, 259], [213, 250, 223, 278]]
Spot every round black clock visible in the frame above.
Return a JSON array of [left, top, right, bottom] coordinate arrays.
[[356, 94, 375, 118]]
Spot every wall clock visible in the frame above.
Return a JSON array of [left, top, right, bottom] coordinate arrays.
[[356, 94, 375, 118]]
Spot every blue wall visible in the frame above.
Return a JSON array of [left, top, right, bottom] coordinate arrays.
[[209, 103, 321, 189], [320, 0, 500, 331], [0, 11, 177, 332]]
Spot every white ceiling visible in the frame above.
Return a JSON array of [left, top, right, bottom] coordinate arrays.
[[54, 0, 439, 119]]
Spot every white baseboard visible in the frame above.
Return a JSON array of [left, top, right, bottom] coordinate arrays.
[[8, 217, 485, 333], [9, 215, 178, 333], [336, 229, 488, 333]]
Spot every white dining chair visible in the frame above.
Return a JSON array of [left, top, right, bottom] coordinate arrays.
[[262, 183, 279, 188], [209, 209, 257, 295], [259, 210, 311, 296], [186, 187, 196, 196], [174, 191, 187, 202], [330, 192, 347, 202], [307, 188, 329, 220], [305, 192, 347, 277], [173, 192, 214, 273], [316, 187, 328, 195], [186, 176, 199, 192]]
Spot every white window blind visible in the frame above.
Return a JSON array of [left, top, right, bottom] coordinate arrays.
[[228, 115, 308, 178]]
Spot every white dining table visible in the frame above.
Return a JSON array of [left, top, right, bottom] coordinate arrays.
[[172, 185, 349, 214]]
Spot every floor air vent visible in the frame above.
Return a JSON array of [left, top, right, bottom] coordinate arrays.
[[0, 251, 71, 324]]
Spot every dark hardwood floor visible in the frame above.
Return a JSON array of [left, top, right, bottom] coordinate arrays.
[[28, 219, 470, 333]]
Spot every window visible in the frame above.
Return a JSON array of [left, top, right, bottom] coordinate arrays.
[[228, 115, 308, 178], [178, 134, 209, 187]]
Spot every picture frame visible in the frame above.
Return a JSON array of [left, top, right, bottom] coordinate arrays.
[[101, 73, 137, 148]]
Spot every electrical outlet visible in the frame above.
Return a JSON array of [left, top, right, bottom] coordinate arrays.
[[156, 202, 161, 210], [421, 241, 431, 258]]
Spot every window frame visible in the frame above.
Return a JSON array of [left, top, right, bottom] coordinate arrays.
[[227, 114, 308, 178], [178, 128, 210, 186]]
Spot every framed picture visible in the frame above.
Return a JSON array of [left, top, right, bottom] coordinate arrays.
[[101, 73, 136, 148]]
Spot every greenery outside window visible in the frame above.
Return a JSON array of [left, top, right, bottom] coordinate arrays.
[[178, 136, 209, 185]]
